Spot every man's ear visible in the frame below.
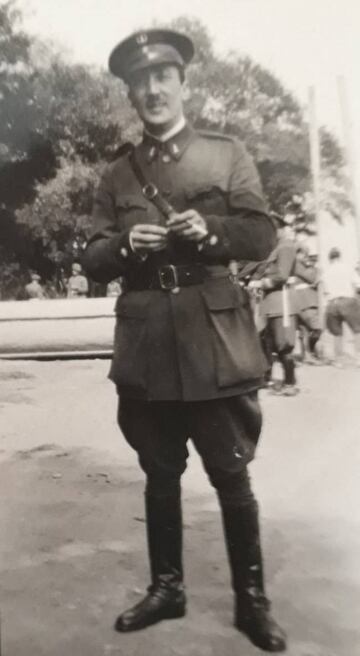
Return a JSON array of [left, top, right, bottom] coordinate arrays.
[[182, 80, 191, 102]]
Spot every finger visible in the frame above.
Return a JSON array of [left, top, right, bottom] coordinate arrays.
[[168, 221, 190, 233], [177, 225, 206, 242], [133, 224, 169, 235], [166, 212, 195, 226], [166, 217, 184, 228], [151, 243, 167, 251], [131, 232, 168, 243], [168, 209, 197, 221], [133, 242, 167, 254]]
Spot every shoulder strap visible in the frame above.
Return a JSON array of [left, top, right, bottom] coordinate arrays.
[[128, 146, 147, 188], [128, 149, 175, 219]]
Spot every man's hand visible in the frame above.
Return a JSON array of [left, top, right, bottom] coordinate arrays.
[[166, 209, 208, 242], [129, 224, 168, 254]]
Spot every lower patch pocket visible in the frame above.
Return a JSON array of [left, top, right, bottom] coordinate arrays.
[[109, 297, 148, 389], [202, 283, 266, 388]]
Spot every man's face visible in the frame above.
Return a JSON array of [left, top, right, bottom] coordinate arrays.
[[128, 64, 184, 134]]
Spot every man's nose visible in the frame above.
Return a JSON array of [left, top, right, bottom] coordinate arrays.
[[146, 74, 160, 94]]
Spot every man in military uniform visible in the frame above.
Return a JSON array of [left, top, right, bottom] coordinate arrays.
[[83, 29, 286, 652], [258, 217, 299, 395], [295, 247, 322, 363], [25, 272, 46, 300]]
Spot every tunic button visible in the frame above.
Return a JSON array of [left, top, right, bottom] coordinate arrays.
[[162, 154, 171, 163], [209, 235, 218, 246], [120, 247, 128, 258]]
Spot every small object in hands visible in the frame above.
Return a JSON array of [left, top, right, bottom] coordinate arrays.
[[142, 183, 175, 220]]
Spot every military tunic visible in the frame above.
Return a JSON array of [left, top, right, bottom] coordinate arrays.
[[83, 124, 275, 402], [261, 238, 298, 318]]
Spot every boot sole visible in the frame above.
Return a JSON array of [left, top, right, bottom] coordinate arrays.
[[115, 605, 186, 632], [236, 623, 287, 652]]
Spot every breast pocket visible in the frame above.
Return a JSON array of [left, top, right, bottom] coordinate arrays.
[[109, 294, 149, 391], [115, 195, 149, 230], [201, 282, 266, 388]]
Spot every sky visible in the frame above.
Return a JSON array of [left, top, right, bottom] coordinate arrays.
[[19, 0, 360, 137], [17, 0, 360, 259]]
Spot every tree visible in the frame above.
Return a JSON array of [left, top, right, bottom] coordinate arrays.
[[0, 8, 351, 298], [0, 0, 57, 294], [0, 2, 138, 292], [169, 16, 349, 226]]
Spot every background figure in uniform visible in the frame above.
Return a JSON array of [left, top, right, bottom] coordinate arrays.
[[25, 272, 46, 300], [324, 247, 360, 366], [66, 262, 89, 298], [259, 217, 298, 396], [83, 29, 286, 652], [295, 247, 322, 364]]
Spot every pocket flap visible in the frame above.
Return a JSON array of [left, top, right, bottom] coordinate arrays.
[[115, 194, 148, 210], [185, 184, 223, 201]]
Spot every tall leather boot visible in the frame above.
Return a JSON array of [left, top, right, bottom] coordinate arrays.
[[221, 502, 287, 652], [114, 487, 185, 632]]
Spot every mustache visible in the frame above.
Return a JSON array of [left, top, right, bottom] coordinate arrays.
[[146, 95, 166, 107]]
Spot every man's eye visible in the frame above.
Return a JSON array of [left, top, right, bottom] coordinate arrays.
[[156, 71, 171, 82]]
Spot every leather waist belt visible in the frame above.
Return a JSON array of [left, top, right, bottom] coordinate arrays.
[[125, 264, 210, 291]]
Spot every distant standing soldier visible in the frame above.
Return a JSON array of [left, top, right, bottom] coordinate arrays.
[[295, 247, 322, 364], [260, 217, 299, 395], [67, 263, 89, 298], [25, 272, 46, 300]]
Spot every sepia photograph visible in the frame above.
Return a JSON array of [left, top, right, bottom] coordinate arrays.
[[0, 1, 359, 654]]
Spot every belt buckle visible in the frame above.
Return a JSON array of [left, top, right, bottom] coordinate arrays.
[[158, 265, 179, 291]]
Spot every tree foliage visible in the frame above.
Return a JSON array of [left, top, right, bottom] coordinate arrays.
[[0, 5, 351, 298], [167, 16, 348, 222]]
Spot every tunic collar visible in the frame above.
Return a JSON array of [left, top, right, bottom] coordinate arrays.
[[145, 116, 186, 143], [143, 121, 195, 163]]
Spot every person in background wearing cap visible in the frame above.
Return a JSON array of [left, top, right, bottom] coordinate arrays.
[[25, 272, 46, 300], [67, 262, 89, 298], [294, 245, 322, 364], [257, 216, 299, 395], [82, 28, 286, 652], [324, 247, 360, 366]]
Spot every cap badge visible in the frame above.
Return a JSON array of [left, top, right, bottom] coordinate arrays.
[[136, 33, 148, 45]]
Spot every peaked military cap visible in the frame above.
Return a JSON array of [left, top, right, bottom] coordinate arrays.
[[109, 28, 194, 81]]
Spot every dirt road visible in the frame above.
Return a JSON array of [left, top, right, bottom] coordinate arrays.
[[0, 359, 359, 656]]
